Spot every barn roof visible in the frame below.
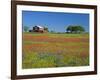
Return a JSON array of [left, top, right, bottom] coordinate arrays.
[[35, 25, 44, 29]]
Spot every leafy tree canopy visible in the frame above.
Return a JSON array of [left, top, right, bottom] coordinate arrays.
[[66, 25, 85, 33], [44, 27, 49, 31], [24, 26, 29, 32]]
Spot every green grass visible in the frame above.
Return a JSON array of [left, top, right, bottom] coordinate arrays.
[[22, 52, 89, 69], [22, 33, 89, 69], [24, 32, 89, 38]]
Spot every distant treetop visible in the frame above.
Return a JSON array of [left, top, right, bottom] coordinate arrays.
[[66, 25, 85, 33]]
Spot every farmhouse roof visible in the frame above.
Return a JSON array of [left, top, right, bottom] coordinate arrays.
[[35, 25, 44, 29]]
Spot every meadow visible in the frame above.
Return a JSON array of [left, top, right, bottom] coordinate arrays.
[[22, 33, 89, 69]]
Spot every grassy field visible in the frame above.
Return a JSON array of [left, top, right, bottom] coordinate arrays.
[[22, 33, 89, 69]]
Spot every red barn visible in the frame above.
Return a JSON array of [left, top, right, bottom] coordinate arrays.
[[29, 25, 44, 33]]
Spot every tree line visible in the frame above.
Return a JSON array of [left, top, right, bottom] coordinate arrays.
[[24, 25, 85, 33]]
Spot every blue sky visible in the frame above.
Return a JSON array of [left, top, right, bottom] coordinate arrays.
[[22, 11, 89, 32]]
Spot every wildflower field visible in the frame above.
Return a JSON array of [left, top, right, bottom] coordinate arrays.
[[22, 33, 89, 69]]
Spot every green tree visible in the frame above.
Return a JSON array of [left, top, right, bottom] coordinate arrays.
[[66, 25, 85, 33], [24, 26, 29, 32], [44, 27, 49, 32]]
